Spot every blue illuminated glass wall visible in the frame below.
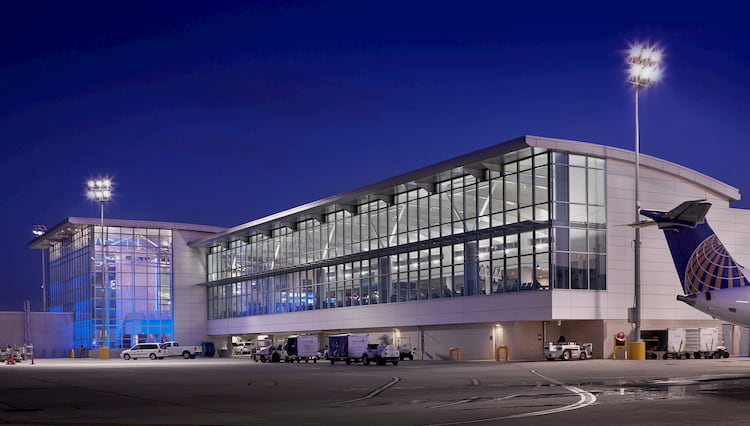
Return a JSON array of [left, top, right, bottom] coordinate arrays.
[[48, 225, 174, 349]]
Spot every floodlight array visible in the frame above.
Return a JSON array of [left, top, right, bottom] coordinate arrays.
[[627, 44, 662, 87], [87, 178, 113, 202]]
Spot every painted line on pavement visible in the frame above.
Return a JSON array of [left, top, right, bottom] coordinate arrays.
[[329, 376, 401, 406], [429, 396, 480, 409], [422, 369, 596, 425], [503, 370, 597, 418]]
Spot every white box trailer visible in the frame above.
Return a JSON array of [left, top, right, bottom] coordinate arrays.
[[327, 334, 368, 365], [285, 335, 320, 363]]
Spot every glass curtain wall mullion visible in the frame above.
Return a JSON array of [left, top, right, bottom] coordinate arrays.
[[550, 152, 606, 291]]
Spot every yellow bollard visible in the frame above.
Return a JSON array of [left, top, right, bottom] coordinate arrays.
[[495, 346, 510, 361], [629, 341, 646, 360], [70, 349, 75, 358], [449, 347, 461, 361]]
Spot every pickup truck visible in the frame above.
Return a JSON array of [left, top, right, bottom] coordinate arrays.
[[159, 341, 202, 359]]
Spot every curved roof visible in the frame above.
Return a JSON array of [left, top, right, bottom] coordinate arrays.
[[526, 135, 739, 201], [189, 135, 740, 248]]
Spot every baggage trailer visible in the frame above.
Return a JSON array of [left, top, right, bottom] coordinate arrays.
[[641, 328, 728, 359], [285, 335, 320, 363], [691, 328, 729, 358], [327, 334, 368, 365], [642, 328, 688, 359]]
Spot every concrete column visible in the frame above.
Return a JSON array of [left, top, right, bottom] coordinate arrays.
[[379, 257, 391, 303], [733, 325, 742, 356], [464, 242, 479, 296]]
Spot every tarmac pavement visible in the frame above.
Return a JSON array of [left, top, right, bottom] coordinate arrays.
[[2, 356, 750, 425]]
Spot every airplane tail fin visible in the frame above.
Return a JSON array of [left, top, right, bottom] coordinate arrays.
[[640, 200, 748, 295]]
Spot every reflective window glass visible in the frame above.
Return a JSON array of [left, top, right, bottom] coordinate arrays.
[[569, 167, 587, 204], [570, 253, 587, 289]]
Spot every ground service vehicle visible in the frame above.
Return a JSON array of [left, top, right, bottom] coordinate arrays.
[[160, 341, 202, 359], [285, 335, 319, 363], [394, 337, 414, 360], [253, 339, 289, 362], [327, 334, 368, 365], [641, 328, 728, 359], [544, 341, 593, 361], [251, 338, 274, 362], [1, 346, 23, 363], [397, 346, 414, 360], [121, 343, 165, 360], [363, 344, 400, 365]]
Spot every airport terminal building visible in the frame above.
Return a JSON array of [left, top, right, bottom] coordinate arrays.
[[28, 136, 750, 359]]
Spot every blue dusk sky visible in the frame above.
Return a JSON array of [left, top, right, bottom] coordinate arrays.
[[2, 1, 749, 310]]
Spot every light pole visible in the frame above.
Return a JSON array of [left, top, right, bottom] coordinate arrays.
[[32, 224, 48, 311], [626, 43, 662, 342], [87, 178, 113, 349]]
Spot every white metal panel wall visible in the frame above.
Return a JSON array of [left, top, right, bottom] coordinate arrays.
[[208, 292, 553, 337], [172, 229, 212, 346]]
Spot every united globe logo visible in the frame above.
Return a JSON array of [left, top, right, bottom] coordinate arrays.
[[684, 235, 747, 294]]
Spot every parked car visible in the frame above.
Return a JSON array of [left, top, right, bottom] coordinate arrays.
[[121, 343, 165, 360]]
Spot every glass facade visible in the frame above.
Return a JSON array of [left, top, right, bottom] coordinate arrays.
[[205, 147, 607, 320], [48, 225, 174, 349]]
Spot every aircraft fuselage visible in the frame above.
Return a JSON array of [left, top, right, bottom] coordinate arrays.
[[679, 287, 750, 328]]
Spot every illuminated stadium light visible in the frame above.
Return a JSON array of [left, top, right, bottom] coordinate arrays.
[[627, 43, 663, 88], [87, 178, 113, 202]]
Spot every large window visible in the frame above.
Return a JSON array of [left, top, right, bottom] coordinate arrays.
[[552, 154, 606, 290], [206, 148, 606, 320]]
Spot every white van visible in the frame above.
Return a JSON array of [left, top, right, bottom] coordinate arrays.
[[120, 343, 165, 360]]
